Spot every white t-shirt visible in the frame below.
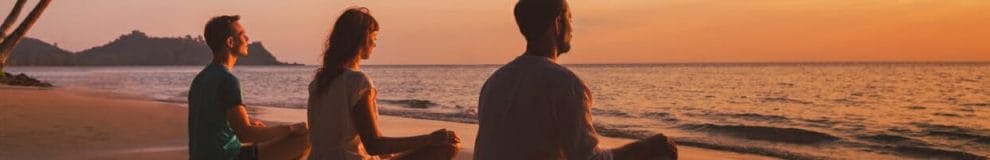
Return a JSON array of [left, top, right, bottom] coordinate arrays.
[[307, 69, 377, 160]]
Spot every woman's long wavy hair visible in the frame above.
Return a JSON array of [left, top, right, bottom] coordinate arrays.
[[313, 7, 379, 94]]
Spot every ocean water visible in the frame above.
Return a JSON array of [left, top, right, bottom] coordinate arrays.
[[7, 63, 990, 159]]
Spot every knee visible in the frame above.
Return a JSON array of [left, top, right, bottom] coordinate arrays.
[[434, 144, 460, 156], [645, 134, 677, 159]]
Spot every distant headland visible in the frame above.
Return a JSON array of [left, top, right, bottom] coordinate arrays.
[[7, 30, 300, 66]]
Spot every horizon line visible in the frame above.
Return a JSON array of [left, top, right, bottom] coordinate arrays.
[[358, 60, 990, 66], [8, 60, 989, 68]]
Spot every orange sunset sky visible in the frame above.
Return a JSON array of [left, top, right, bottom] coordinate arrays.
[[3, 0, 990, 64]]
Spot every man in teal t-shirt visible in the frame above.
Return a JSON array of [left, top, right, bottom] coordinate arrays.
[[188, 62, 246, 159], [188, 15, 310, 160]]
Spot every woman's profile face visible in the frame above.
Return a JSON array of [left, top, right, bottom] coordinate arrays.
[[362, 31, 378, 60]]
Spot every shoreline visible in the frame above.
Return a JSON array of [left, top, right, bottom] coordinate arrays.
[[0, 85, 773, 160]]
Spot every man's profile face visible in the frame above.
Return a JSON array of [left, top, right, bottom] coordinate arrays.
[[556, 6, 573, 55], [229, 22, 249, 57]]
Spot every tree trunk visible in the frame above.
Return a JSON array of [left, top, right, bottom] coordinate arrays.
[[0, 0, 27, 39], [0, 0, 51, 79]]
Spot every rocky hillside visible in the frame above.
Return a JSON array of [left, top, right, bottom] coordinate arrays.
[[7, 30, 297, 66]]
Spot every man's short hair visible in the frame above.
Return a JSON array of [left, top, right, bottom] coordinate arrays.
[[514, 0, 565, 42], [204, 15, 240, 54]]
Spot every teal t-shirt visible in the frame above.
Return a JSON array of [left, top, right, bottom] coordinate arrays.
[[188, 63, 243, 160]]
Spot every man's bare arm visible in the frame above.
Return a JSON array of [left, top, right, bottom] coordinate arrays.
[[226, 104, 304, 143]]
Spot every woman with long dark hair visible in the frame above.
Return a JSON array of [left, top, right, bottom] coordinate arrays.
[[306, 7, 460, 160]]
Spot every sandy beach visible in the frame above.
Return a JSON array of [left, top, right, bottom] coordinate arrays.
[[0, 86, 773, 160]]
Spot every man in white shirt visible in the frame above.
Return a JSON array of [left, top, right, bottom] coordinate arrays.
[[474, 0, 679, 160]]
